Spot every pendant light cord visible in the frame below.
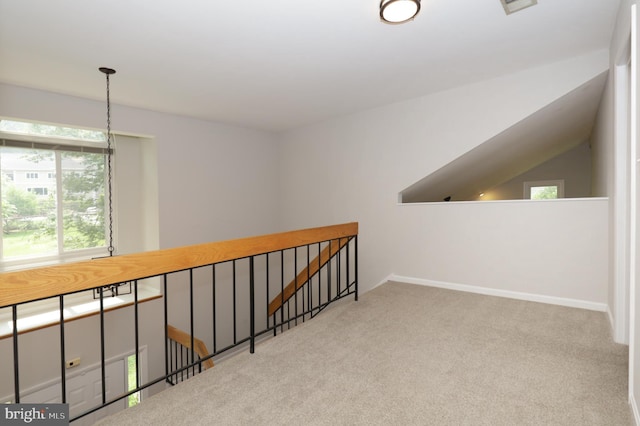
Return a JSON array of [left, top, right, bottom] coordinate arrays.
[[100, 67, 116, 256]]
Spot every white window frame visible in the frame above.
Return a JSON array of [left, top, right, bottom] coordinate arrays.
[[523, 179, 565, 200], [0, 120, 161, 335], [0, 135, 111, 268]]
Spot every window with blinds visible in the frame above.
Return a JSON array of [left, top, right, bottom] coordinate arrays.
[[0, 119, 111, 262]]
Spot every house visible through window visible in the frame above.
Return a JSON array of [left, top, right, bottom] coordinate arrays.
[[27, 187, 49, 196], [0, 119, 110, 262], [523, 179, 565, 200]]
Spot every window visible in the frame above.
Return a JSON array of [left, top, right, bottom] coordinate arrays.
[[27, 187, 49, 196], [0, 119, 105, 142], [523, 179, 565, 200], [127, 354, 142, 407], [0, 119, 161, 335], [0, 120, 110, 262]]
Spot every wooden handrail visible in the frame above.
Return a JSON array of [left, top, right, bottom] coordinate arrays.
[[268, 237, 351, 316], [167, 325, 214, 370], [0, 222, 358, 308]]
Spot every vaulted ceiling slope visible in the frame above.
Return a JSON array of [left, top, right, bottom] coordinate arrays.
[[0, 0, 621, 132], [400, 71, 608, 203]]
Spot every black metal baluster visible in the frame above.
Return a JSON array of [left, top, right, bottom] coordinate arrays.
[[212, 264, 217, 353], [168, 339, 173, 385], [337, 239, 342, 297], [328, 240, 332, 302], [294, 247, 298, 326], [172, 341, 176, 384], [355, 236, 359, 301], [346, 238, 351, 295], [180, 346, 184, 383], [12, 305, 19, 403], [286, 251, 291, 329], [233, 260, 237, 345], [307, 244, 312, 320], [189, 269, 195, 366], [280, 250, 284, 333], [134, 280, 140, 391], [267, 252, 275, 336], [249, 256, 255, 354], [316, 242, 321, 316], [99, 286, 106, 404], [303, 249, 307, 319], [59, 296, 66, 404], [163, 274, 169, 383]]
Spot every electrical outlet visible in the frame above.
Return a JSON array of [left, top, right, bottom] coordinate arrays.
[[66, 357, 81, 369]]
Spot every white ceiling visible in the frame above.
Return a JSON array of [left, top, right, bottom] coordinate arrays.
[[0, 0, 621, 132]]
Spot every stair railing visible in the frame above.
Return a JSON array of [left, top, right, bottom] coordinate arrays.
[[0, 222, 358, 423], [166, 324, 214, 385]]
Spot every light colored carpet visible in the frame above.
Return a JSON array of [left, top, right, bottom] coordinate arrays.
[[97, 282, 632, 425]]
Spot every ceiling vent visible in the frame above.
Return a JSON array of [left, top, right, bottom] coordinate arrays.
[[500, 0, 537, 15]]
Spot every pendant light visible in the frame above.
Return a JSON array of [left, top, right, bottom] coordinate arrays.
[[99, 67, 116, 257], [94, 67, 131, 298]]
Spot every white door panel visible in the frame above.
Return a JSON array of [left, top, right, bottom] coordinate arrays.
[[22, 359, 126, 425]]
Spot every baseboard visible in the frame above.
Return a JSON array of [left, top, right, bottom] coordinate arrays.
[[389, 274, 608, 312], [213, 333, 272, 364], [373, 274, 395, 291], [631, 393, 640, 426], [607, 305, 616, 336]]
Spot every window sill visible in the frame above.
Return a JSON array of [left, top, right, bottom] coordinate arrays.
[[0, 285, 162, 339], [0, 247, 109, 273]]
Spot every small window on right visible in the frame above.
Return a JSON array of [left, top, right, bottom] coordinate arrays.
[[523, 179, 565, 200]]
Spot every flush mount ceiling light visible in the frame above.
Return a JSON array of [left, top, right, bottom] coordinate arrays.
[[500, 0, 537, 15], [380, 0, 421, 24]]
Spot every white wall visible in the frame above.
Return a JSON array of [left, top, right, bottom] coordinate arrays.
[[394, 198, 608, 307], [591, 79, 614, 199], [279, 50, 610, 300], [0, 83, 281, 248], [482, 141, 592, 201], [113, 134, 159, 254], [590, 69, 617, 338]]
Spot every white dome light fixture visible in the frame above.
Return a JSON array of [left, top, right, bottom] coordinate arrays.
[[380, 0, 421, 24]]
